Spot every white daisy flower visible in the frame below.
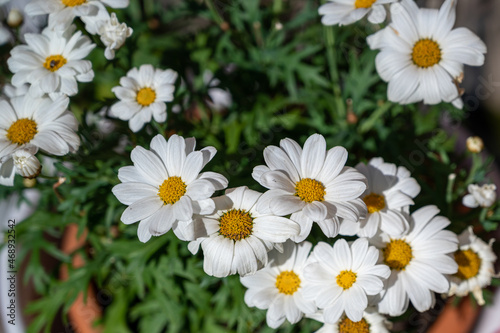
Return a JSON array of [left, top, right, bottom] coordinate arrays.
[[367, 0, 487, 109], [448, 227, 499, 305], [109, 65, 177, 132], [25, 0, 129, 32], [309, 307, 391, 333], [188, 186, 300, 278], [303, 238, 390, 323], [369, 205, 458, 316], [253, 134, 367, 242], [112, 134, 228, 243], [319, 0, 397, 26], [462, 184, 497, 208], [7, 26, 95, 97], [2, 83, 29, 99], [0, 95, 79, 186], [340, 157, 421, 238], [240, 241, 317, 328]]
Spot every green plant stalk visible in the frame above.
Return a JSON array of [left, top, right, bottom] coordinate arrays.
[[324, 26, 346, 120], [358, 101, 392, 133], [464, 153, 482, 186], [273, 0, 283, 15], [205, 0, 224, 25]]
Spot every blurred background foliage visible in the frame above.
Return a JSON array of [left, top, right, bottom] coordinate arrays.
[[1, 0, 499, 332]]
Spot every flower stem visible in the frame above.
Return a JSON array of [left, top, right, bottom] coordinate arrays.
[[205, 0, 224, 25], [324, 25, 345, 120]]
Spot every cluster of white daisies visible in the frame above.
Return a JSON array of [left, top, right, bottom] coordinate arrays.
[[0, 0, 497, 331], [320, 0, 487, 109], [112, 132, 498, 332], [0, 0, 181, 184]]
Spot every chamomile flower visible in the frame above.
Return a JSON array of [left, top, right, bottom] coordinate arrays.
[[462, 184, 497, 208], [240, 241, 317, 328], [253, 134, 367, 242], [309, 307, 391, 333], [25, 0, 129, 31], [303, 238, 390, 323], [340, 157, 421, 238], [112, 134, 228, 242], [369, 205, 458, 316], [188, 186, 300, 278], [7, 26, 95, 97], [0, 95, 79, 186], [319, 0, 397, 26], [448, 227, 498, 305], [109, 65, 177, 132], [367, 0, 487, 109]]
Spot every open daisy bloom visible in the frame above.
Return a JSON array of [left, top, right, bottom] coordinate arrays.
[[240, 241, 317, 328], [448, 227, 499, 305], [303, 238, 390, 323], [367, 0, 487, 109], [340, 157, 421, 238], [319, 0, 397, 26], [112, 134, 228, 242], [369, 205, 458, 316], [254, 134, 367, 242], [309, 307, 391, 333], [0, 94, 79, 185], [110, 64, 177, 132], [25, 0, 129, 31], [188, 186, 300, 278], [7, 26, 95, 97]]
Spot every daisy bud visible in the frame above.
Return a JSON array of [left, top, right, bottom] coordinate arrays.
[[466, 136, 484, 154], [99, 13, 133, 60], [463, 184, 497, 208], [13, 148, 41, 179], [7, 9, 23, 28]]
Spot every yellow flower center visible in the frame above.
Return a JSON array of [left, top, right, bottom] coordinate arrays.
[[363, 193, 386, 213], [295, 178, 326, 203], [338, 316, 370, 333], [275, 270, 301, 295], [218, 209, 253, 241], [354, 0, 376, 9], [454, 249, 481, 280], [136, 87, 156, 106], [7, 118, 38, 145], [336, 270, 357, 290], [157, 176, 187, 205], [61, 0, 86, 6], [43, 55, 67, 72], [383, 239, 413, 270], [412, 39, 442, 68]]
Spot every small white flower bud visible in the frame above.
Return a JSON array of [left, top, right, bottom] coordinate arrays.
[[99, 13, 133, 60], [7, 9, 23, 28], [13, 149, 41, 179], [462, 183, 497, 208], [466, 136, 484, 154]]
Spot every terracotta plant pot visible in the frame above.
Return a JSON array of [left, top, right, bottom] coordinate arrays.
[[59, 224, 102, 333]]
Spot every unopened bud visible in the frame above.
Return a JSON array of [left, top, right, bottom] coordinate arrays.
[[466, 136, 484, 153], [13, 149, 41, 179], [7, 9, 23, 28]]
